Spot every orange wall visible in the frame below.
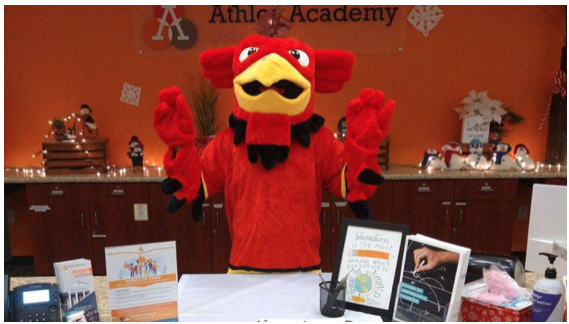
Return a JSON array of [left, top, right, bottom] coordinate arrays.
[[5, 6, 565, 167]]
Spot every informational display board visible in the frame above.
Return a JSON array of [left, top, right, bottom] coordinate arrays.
[[105, 241, 178, 322], [134, 5, 408, 56], [332, 219, 409, 319], [393, 235, 470, 322]]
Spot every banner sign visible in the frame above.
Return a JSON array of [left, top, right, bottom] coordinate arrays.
[[134, 5, 407, 56]]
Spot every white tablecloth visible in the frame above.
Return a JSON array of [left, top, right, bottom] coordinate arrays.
[[178, 273, 383, 322]]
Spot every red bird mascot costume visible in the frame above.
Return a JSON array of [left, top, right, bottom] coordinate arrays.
[[153, 10, 395, 274]]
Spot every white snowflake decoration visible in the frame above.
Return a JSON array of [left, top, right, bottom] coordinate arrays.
[[120, 83, 142, 107], [407, 5, 445, 37]]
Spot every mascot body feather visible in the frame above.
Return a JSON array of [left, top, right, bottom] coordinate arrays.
[[153, 32, 395, 273]]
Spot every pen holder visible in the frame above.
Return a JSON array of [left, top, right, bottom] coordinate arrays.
[[319, 281, 346, 318]]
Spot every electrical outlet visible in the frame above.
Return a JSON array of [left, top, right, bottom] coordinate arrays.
[[6, 209, 15, 224]]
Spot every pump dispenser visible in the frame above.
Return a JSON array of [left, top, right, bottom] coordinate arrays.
[[531, 253, 565, 322]]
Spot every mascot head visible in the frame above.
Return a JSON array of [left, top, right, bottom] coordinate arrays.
[[198, 6, 355, 169]]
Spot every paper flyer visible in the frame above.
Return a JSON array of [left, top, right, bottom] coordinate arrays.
[[105, 241, 178, 322]]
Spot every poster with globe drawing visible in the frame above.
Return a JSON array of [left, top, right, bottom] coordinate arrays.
[[332, 219, 410, 318]]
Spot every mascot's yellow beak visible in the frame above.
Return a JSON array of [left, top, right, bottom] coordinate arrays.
[[234, 53, 311, 116]]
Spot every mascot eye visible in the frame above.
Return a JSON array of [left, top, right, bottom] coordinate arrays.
[[239, 47, 258, 62], [289, 49, 309, 67]]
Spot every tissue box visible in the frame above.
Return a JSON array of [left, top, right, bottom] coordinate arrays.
[[460, 297, 532, 322]]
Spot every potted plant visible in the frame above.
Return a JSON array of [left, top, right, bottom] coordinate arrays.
[[190, 76, 220, 153]]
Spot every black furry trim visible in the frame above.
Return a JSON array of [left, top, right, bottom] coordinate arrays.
[[247, 145, 290, 170], [228, 263, 321, 273], [228, 113, 325, 147], [229, 114, 247, 145]]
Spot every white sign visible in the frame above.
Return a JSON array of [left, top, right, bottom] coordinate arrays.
[[105, 241, 178, 322], [461, 117, 490, 144], [338, 226, 402, 310], [134, 203, 148, 221]]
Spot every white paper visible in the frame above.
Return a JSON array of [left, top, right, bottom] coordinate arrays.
[[337, 225, 403, 311], [120, 83, 142, 107], [105, 241, 178, 322], [407, 5, 445, 37]]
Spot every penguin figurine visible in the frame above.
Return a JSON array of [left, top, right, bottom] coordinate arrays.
[[490, 142, 521, 171], [127, 136, 144, 169], [514, 144, 535, 171], [419, 149, 447, 170], [441, 141, 466, 170], [465, 139, 490, 170]]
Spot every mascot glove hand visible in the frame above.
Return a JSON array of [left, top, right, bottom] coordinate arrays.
[[153, 86, 196, 148], [344, 88, 395, 202], [162, 145, 202, 205]]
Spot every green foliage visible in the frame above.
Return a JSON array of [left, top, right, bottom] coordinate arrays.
[[191, 76, 220, 136]]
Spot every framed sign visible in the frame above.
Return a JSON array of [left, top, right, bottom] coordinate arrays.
[[332, 219, 410, 319]]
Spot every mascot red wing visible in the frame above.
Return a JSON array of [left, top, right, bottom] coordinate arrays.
[[153, 21, 395, 274]]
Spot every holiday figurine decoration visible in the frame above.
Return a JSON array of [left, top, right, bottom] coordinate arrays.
[[127, 136, 144, 169], [514, 144, 535, 171], [441, 141, 466, 170], [78, 104, 98, 139], [465, 138, 490, 170], [490, 142, 521, 171], [152, 6, 395, 273], [419, 148, 447, 170]]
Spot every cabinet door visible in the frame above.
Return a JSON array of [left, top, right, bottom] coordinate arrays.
[[453, 200, 516, 255], [27, 184, 92, 275], [89, 184, 151, 275], [330, 200, 352, 269], [148, 184, 213, 274], [320, 192, 333, 272], [368, 181, 392, 222], [211, 194, 232, 273], [391, 181, 454, 240]]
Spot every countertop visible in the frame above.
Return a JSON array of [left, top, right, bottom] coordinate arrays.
[[5, 164, 567, 184], [9, 272, 549, 322]]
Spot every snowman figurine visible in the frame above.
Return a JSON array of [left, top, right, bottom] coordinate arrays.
[[490, 142, 521, 171], [127, 136, 144, 169], [465, 139, 490, 170], [514, 144, 535, 171], [419, 149, 447, 170], [441, 141, 467, 170]]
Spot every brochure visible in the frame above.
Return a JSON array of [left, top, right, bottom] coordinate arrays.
[[54, 259, 100, 322], [105, 241, 178, 322]]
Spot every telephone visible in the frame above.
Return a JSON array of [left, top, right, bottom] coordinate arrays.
[[4, 275, 62, 322]]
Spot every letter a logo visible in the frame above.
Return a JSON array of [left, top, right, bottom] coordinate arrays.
[[143, 5, 198, 51]]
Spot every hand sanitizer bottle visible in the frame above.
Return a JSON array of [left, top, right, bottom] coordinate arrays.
[[532, 253, 565, 322]]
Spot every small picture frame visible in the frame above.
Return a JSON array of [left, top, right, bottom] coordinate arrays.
[[332, 219, 410, 319]]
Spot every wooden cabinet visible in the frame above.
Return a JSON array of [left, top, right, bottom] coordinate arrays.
[[319, 197, 332, 272], [391, 180, 454, 241], [89, 184, 152, 274], [452, 180, 517, 255], [148, 184, 213, 275], [20, 177, 528, 276], [210, 194, 232, 273], [27, 184, 93, 276]]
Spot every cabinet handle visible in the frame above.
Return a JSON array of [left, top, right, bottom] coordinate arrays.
[[445, 210, 449, 223], [480, 186, 494, 192], [418, 186, 431, 193], [80, 213, 84, 227], [322, 211, 326, 225], [50, 190, 64, 196], [202, 213, 206, 227], [216, 212, 220, 226], [94, 212, 98, 226], [459, 210, 463, 224], [337, 211, 340, 225], [92, 234, 106, 238], [112, 189, 125, 196]]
